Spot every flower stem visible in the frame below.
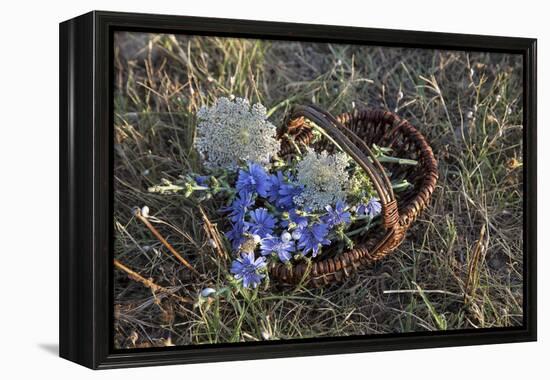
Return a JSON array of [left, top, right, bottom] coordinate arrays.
[[376, 155, 418, 166], [345, 218, 379, 238]]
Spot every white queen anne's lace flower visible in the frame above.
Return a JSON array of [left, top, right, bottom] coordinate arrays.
[[194, 97, 279, 170], [294, 147, 350, 211]]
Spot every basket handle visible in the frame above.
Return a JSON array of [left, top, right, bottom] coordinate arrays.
[[289, 105, 400, 231]]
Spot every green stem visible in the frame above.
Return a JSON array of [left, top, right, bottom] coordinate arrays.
[[375, 155, 418, 166], [392, 180, 411, 191], [345, 218, 380, 238], [283, 133, 303, 156], [309, 123, 346, 153]]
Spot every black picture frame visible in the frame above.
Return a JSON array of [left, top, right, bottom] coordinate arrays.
[[59, 10, 537, 369]]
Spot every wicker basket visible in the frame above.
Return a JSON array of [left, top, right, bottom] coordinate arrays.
[[270, 105, 438, 287]]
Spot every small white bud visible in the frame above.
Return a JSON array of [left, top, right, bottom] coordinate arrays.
[[291, 230, 302, 240], [252, 234, 262, 244], [200, 288, 216, 298], [141, 206, 150, 217], [281, 231, 292, 243]]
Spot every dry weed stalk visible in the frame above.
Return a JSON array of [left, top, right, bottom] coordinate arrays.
[[464, 224, 488, 303], [134, 208, 201, 276], [114, 259, 193, 304], [198, 205, 228, 261]]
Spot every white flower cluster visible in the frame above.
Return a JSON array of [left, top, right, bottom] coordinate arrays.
[[294, 147, 350, 211], [194, 97, 279, 170]]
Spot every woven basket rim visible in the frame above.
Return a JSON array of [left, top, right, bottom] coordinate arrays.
[[269, 106, 438, 287]]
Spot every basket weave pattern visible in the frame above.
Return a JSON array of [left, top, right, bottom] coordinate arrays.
[[270, 106, 438, 287]]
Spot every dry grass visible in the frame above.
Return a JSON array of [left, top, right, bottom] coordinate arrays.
[[112, 31, 524, 349]]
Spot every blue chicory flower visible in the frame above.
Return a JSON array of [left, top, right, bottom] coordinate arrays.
[[245, 208, 277, 238], [225, 191, 254, 223], [266, 171, 302, 210], [230, 252, 266, 288], [260, 235, 295, 263], [297, 222, 331, 257], [266, 171, 285, 202], [280, 209, 309, 230], [357, 197, 382, 218], [225, 219, 248, 250], [323, 200, 351, 227], [236, 162, 271, 197], [277, 182, 302, 210], [194, 175, 210, 187]]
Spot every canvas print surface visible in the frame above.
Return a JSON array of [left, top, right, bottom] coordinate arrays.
[[113, 31, 524, 349]]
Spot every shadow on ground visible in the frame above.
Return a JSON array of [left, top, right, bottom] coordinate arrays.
[[38, 343, 59, 356]]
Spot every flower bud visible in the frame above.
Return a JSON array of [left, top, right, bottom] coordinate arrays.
[[141, 206, 150, 217], [252, 234, 262, 244], [291, 230, 302, 240], [200, 288, 216, 298], [281, 231, 292, 243]]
